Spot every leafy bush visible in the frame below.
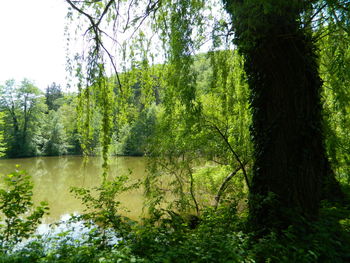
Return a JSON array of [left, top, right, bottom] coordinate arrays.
[[0, 169, 49, 251], [125, 204, 253, 263], [247, 205, 350, 263], [70, 174, 139, 240]]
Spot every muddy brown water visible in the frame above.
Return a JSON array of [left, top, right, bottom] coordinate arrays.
[[0, 156, 147, 224]]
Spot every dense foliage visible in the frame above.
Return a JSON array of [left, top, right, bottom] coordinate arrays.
[[0, 176, 349, 262], [0, 170, 48, 252], [0, 0, 350, 262], [0, 80, 80, 157]]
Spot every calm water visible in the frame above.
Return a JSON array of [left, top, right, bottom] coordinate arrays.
[[0, 156, 147, 223]]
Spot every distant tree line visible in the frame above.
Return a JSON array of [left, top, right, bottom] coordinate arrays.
[[0, 78, 156, 158], [0, 80, 80, 157]]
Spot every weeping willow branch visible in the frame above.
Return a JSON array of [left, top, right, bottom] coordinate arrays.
[[66, 0, 122, 91], [129, 0, 162, 39], [67, 0, 165, 93]]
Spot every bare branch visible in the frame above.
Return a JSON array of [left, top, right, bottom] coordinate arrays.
[[214, 165, 242, 210], [71, 1, 102, 4], [187, 166, 200, 216], [99, 40, 122, 91], [96, 0, 115, 27], [302, 2, 328, 28], [207, 120, 251, 190], [123, 0, 135, 32], [66, 0, 96, 25]]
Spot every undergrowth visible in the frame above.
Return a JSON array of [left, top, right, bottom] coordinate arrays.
[[0, 171, 349, 263], [1, 204, 349, 262]]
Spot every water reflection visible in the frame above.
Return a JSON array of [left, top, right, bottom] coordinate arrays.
[[0, 156, 146, 223]]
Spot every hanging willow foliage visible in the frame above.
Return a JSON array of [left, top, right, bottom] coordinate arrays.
[[319, 27, 350, 183], [65, 0, 254, 215], [65, 0, 350, 225]]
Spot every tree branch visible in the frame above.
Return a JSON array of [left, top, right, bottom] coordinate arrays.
[[66, 0, 122, 91], [96, 0, 115, 27], [214, 165, 242, 210], [207, 121, 251, 190]]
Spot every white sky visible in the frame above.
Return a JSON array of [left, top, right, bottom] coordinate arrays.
[[0, 0, 69, 91]]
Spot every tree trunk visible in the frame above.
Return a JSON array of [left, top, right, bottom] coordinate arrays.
[[224, 1, 343, 231], [22, 95, 28, 149], [9, 105, 22, 157]]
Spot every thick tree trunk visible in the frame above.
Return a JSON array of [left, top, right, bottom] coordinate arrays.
[[224, 1, 343, 231]]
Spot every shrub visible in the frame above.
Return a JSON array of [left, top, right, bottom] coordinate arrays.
[[0, 169, 49, 252]]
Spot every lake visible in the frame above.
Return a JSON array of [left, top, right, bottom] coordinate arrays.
[[0, 156, 147, 224]]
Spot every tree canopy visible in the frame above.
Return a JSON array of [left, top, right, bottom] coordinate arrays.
[[0, 0, 350, 261], [63, 0, 350, 229]]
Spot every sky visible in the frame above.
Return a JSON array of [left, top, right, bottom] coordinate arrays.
[[0, 0, 227, 92], [0, 0, 69, 91]]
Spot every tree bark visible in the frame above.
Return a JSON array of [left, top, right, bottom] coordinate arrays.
[[223, 0, 343, 231]]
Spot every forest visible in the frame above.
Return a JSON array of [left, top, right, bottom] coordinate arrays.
[[0, 78, 151, 158], [0, 0, 350, 262]]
